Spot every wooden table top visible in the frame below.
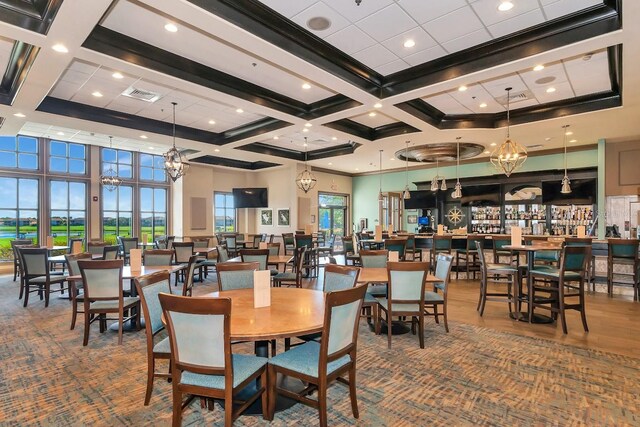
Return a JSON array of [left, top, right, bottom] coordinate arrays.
[[195, 247, 217, 254], [228, 255, 293, 264], [48, 254, 102, 262], [504, 244, 561, 251], [202, 288, 325, 341], [66, 264, 186, 281], [356, 267, 439, 284]]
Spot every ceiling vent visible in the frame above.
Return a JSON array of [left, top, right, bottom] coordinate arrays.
[[496, 90, 534, 105], [526, 144, 543, 149], [179, 148, 199, 157], [121, 86, 163, 103]]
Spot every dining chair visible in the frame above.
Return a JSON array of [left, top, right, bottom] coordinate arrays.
[[224, 235, 239, 257], [143, 249, 174, 266], [173, 242, 196, 283], [606, 238, 639, 300], [272, 247, 305, 288], [267, 284, 367, 426], [159, 293, 268, 426], [476, 242, 518, 317], [102, 245, 120, 260], [524, 236, 560, 270], [191, 237, 210, 249], [359, 249, 388, 268], [404, 234, 423, 261], [14, 243, 37, 298], [529, 245, 592, 333], [424, 254, 454, 333], [87, 241, 108, 256], [430, 235, 452, 275], [181, 255, 202, 297], [216, 262, 259, 291], [455, 235, 482, 279], [565, 237, 595, 291], [134, 271, 173, 405], [384, 238, 407, 261], [216, 244, 229, 263], [18, 247, 68, 308], [154, 237, 167, 249], [492, 235, 519, 266], [10, 238, 32, 283], [64, 252, 93, 330], [78, 259, 140, 345], [267, 242, 281, 271], [119, 237, 139, 265], [376, 261, 429, 348], [239, 249, 269, 270], [282, 233, 295, 256], [250, 234, 262, 249], [295, 234, 318, 278]]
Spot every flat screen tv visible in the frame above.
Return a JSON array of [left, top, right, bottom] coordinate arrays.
[[542, 179, 596, 205], [404, 191, 437, 209], [232, 188, 268, 208], [460, 184, 501, 207]]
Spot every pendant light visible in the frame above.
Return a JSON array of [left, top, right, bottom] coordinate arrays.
[[378, 149, 383, 202], [402, 141, 411, 199], [163, 102, 190, 182], [100, 136, 122, 191], [561, 124, 572, 194], [431, 159, 441, 191], [452, 137, 462, 199], [295, 136, 317, 193], [490, 87, 528, 176]]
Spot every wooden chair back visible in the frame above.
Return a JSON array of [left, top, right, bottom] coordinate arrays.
[[216, 262, 259, 290], [240, 249, 269, 270], [144, 249, 174, 266], [173, 242, 195, 263], [359, 249, 388, 268], [323, 264, 360, 292]]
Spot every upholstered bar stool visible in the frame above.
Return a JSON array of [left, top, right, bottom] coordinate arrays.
[[476, 242, 519, 316], [607, 238, 639, 300], [430, 235, 452, 275], [564, 237, 595, 292], [492, 235, 519, 266], [455, 235, 481, 279]]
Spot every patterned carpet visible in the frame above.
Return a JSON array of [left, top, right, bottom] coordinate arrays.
[[0, 273, 638, 426]]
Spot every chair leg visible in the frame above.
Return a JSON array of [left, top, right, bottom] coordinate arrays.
[[118, 311, 124, 345], [70, 299, 78, 330], [386, 312, 392, 349], [83, 311, 90, 346], [260, 369, 269, 421], [23, 282, 29, 307], [442, 303, 449, 333], [145, 355, 155, 405], [317, 384, 328, 427], [348, 363, 359, 418], [266, 364, 277, 421], [44, 282, 51, 307], [172, 389, 182, 427], [418, 314, 425, 348], [224, 394, 233, 426], [455, 253, 460, 279], [579, 280, 589, 332]]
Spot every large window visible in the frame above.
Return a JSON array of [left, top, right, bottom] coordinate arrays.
[[140, 153, 166, 182], [49, 140, 86, 174], [140, 187, 167, 243], [0, 136, 38, 170], [318, 193, 348, 236], [214, 192, 235, 232], [0, 177, 39, 259], [102, 185, 133, 244], [50, 180, 86, 246], [102, 147, 132, 179], [380, 192, 402, 232]]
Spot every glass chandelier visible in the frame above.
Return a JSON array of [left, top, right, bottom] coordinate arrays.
[[402, 141, 411, 199], [452, 137, 462, 199], [100, 136, 122, 191], [295, 137, 317, 193], [490, 87, 528, 177], [561, 124, 571, 194], [163, 102, 190, 182]]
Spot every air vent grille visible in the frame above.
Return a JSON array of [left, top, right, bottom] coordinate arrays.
[[179, 148, 199, 156], [526, 144, 543, 149], [496, 90, 534, 105], [121, 86, 162, 103]]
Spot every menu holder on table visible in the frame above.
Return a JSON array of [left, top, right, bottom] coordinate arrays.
[[577, 226, 586, 238], [130, 249, 142, 272], [253, 270, 271, 308], [258, 242, 268, 250], [511, 227, 522, 247], [437, 224, 444, 236], [46, 236, 54, 249], [141, 233, 148, 245], [71, 240, 83, 254], [374, 225, 382, 241], [389, 251, 399, 262]]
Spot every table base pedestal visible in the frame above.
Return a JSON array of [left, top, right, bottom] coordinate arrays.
[[509, 312, 554, 324], [108, 318, 145, 332], [368, 320, 410, 335]]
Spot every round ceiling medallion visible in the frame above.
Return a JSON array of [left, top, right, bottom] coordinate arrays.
[[307, 17, 331, 31], [395, 143, 485, 163]]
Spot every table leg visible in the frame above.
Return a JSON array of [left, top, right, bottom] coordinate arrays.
[[509, 252, 553, 324], [109, 279, 144, 332]]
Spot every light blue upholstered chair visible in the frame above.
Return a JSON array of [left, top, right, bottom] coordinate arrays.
[[424, 253, 454, 333], [216, 245, 229, 263], [181, 255, 201, 297], [240, 249, 269, 270], [119, 237, 139, 264], [19, 247, 68, 308], [273, 247, 305, 288], [159, 293, 268, 426], [78, 259, 140, 346], [267, 284, 368, 427], [172, 242, 195, 283], [476, 243, 518, 317], [384, 239, 407, 261], [359, 249, 388, 297], [376, 261, 429, 348], [143, 249, 174, 266], [225, 235, 238, 257], [134, 271, 172, 405], [102, 245, 120, 260], [64, 252, 93, 330], [216, 262, 259, 291]]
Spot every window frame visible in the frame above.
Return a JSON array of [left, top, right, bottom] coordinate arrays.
[[139, 186, 168, 243], [48, 179, 88, 246], [100, 146, 134, 181], [0, 174, 40, 253], [47, 139, 88, 176], [214, 191, 236, 233], [0, 135, 40, 171], [139, 152, 167, 183]]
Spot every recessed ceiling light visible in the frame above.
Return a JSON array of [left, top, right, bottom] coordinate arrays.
[[305, 123, 312, 127], [307, 16, 331, 31], [302, 128, 309, 133], [208, 120, 216, 125], [484, 150, 491, 154], [148, 147, 154, 150], [355, 168, 359, 171], [13, 113, 25, 118], [403, 39, 415, 48], [479, 103, 487, 108], [52, 43, 68, 53], [57, 132, 64, 136], [490, 142, 497, 147], [328, 162, 333, 166], [368, 112, 376, 117], [214, 148, 220, 152], [236, 108, 243, 113], [112, 72, 124, 79], [569, 139, 577, 143], [374, 103, 382, 109], [545, 137, 552, 141], [498, 1, 514, 12], [390, 158, 395, 161], [273, 136, 279, 140], [140, 135, 148, 139], [302, 83, 311, 90], [565, 131, 573, 136], [303, 143, 308, 147], [92, 91, 103, 97], [533, 64, 545, 72], [164, 23, 178, 32], [546, 87, 556, 93], [332, 137, 337, 141], [458, 85, 468, 92]]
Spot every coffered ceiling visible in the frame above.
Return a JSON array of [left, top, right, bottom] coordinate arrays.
[[0, 0, 635, 175]]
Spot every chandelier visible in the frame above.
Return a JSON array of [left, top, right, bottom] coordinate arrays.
[[402, 141, 411, 199], [163, 102, 190, 182], [490, 87, 528, 177], [561, 124, 571, 194], [295, 137, 317, 193], [430, 159, 446, 191], [452, 137, 462, 199], [100, 136, 122, 191]]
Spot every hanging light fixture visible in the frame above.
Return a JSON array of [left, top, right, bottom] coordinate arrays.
[[431, 159, 446, 191], [295, 137, 317, 193], [163, 102, 190, 182], [440, 174, 447, 191], [378, 149, 384, 202], [100, 136, 122, 191], [402, 141, 411, 200], [490, 87, 528, 177], [452, 137, 462, 199], [561, 124, 572, 194]]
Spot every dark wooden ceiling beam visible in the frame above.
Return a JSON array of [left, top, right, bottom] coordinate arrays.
[[0, 41, 39, 106], [0, 0, 63, 34], [190, 155, 280, 170], [235, 140, 361, 161]]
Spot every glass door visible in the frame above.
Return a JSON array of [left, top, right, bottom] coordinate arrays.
[[318, 193, 348, 237]]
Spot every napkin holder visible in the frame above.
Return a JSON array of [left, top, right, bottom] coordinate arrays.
[[374, 225, 382, 241], [46, 236, 54, 249], [129, 249, 142, 272], [437, 224, 444, 236], [511, 227, 522, 247], [253, 270, 271, 308], [389, 251, 399, 262], [71, 240, 83, 254], [258, 242, 268, 250]]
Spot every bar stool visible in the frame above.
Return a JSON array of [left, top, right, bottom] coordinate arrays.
[[430, 235, 452, 275], [607, 238, 639, 300], [455, 235, 481, 279], [564, 237, 595, 292], [476, 241, 519, 316], [492, 235, 519, 266]]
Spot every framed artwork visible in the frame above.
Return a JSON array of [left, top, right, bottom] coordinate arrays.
[[260, 209, 273, 226], [407, 214, 418, 224], [277, 208, 290, 226]]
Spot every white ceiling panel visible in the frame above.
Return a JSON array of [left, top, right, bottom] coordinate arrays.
[[487, 9, 546, 39], [396, 0, 468, 25], [442, 29, 492, 54], [422, 6, 485, 45], [356, 3, 416, 41], [381, 27, 438, 58], [376, 59, 410, 75], [543, 0, 603, 20], [350, 112, 396, 128], [103, 0, 336, 104], [423, 93, 473, 115], [404, 45, 448, 66], [326, 0, 394, 23], [471, 0, 540, 27], [290, 1, 351, 37], [564, 52, 611, 96], [261, 130, 347, 151], [324, 25, 377, 54], [352, 44, 398, 69], [257, 0, 318, 18]]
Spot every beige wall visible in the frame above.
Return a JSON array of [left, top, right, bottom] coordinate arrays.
[[606, 140, 640, 196]]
